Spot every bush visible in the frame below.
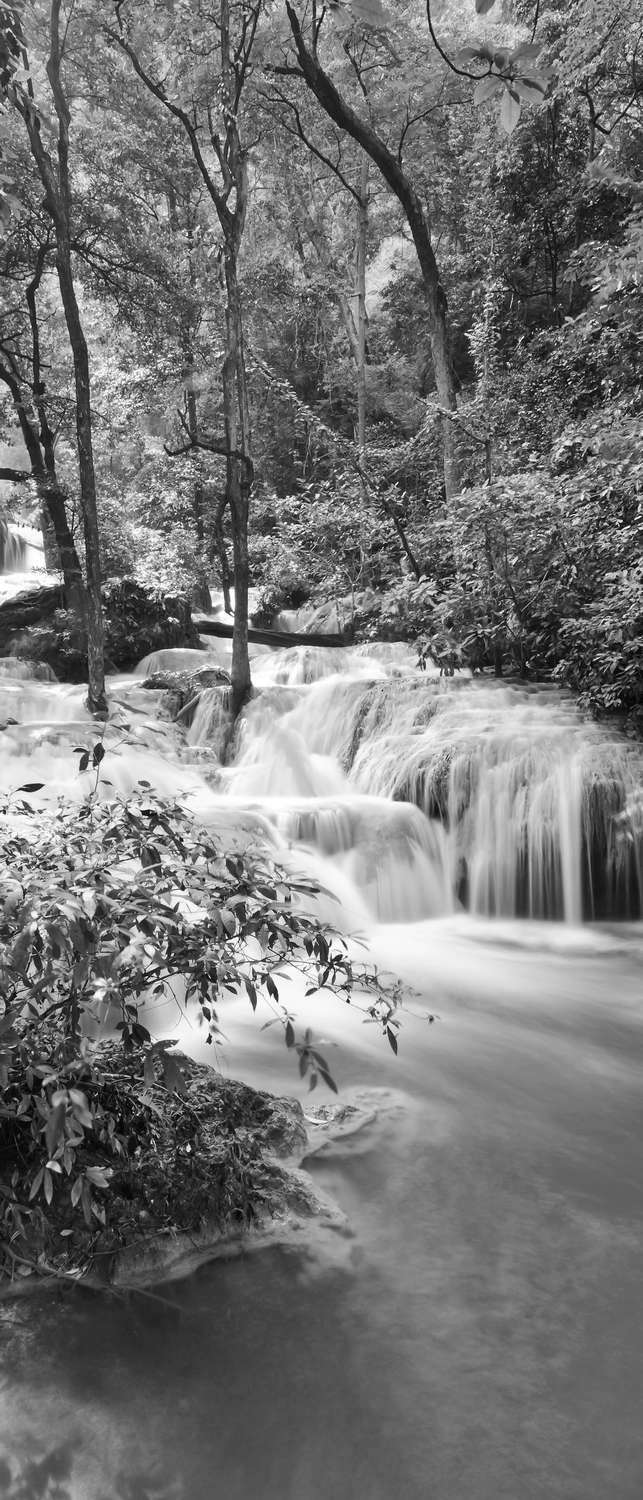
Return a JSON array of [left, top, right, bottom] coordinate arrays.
[[0, 764, 399, 1279]]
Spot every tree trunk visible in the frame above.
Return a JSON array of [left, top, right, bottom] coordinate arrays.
[[14, 1, 107, 714], [222, 254, 252, 713], [54, 249, 107, 715], [211, 495, 233, 614], [285, 2, 462, 499], [356, 157, 368, 464]]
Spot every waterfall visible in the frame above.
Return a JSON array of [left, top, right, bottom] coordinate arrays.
[[219, 668, 643, 924], [2, 631, 641, 925], [0, 520, 45, 575]]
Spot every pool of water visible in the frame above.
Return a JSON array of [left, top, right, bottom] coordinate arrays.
[[2, 919, 642, 1500]]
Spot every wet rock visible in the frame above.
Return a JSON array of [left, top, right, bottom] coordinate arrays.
[[1, 579, 201, 681], [140, 666, 231, 726]]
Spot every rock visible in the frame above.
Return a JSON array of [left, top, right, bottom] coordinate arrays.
[[1, 578, 201, 681], [102, 578, 200, 670], [140, 666, 231, 726]]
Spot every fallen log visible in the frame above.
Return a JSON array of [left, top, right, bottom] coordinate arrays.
[[195, 617, 347, 649]]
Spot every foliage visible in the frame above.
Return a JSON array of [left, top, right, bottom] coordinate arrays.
[[0, 761, 400, 1278]]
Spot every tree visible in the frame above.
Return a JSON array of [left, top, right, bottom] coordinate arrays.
[[3, 0, 107, 713], [109, 0, 264, 713], [279, 0, 463, 499], [0, 130, 85, 594]]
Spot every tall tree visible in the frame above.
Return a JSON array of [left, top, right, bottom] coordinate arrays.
[[109, 0, 263, 712], [3, 0, 107, 713], [280, 0, 463, 499]]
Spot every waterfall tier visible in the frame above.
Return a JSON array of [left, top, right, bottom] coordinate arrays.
[[223, 673, 643, 924]]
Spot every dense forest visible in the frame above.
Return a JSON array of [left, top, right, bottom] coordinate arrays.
[[0, 0, 641, 1290], [1, 0, 641, 719]]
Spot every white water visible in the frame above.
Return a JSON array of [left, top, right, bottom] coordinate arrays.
[[1, 624, 642, 1499]]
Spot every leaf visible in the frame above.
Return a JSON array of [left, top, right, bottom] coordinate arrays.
[[15, 782, 44, 793], [78, 752, 90, 773], [319, 1068, 338, 1095], [510, 41, 544, 64], [92, 742, 105, 766], [386, 1026, 398, 1055], [43, 1168, 54, 1206], [69, 1089, 93, 1127], [513, 75, 547, 104], [45, 1099, 66, 1158], [285, 1020, 295, 1049], [454, 46, 486, 64], [473, 74, 503, 104], [475, 0, 497, 13], [81, 889, 97, 919], [85, 1165, 113, 1189], [500, 87, 522, 133], [29, 1168, 44, 1201]]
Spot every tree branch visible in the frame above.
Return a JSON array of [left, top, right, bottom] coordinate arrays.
[[0, 467, 32, 483]]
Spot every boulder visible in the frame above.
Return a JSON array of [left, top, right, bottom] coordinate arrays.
[[140, 665, 231, 725], [1, 578, 200, 681]]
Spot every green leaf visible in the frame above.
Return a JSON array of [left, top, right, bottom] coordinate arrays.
[[509, 41, 544, 64], [500, 87, 522, 133], [473, 74, 503, 104], [512, 75, 547, 104], [45, 1099, 66, 1158], [475, 0, 497, 13], [85, 1165, 112, 1189], [29, 1168, 43, 1201], [15, 783, 45, 793]]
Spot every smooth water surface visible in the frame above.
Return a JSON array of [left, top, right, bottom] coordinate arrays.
[[1, 921, 642, 1500]]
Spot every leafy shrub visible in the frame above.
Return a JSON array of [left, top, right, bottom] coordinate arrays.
[[0, 767, 399, 1278]]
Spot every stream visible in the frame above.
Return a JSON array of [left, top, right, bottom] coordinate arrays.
[[0, 536, 642, 1500]]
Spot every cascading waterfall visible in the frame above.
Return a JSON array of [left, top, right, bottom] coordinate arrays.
[[0, 520, 45, 583], [1, 635, 640, 927], [215, 656, 642, 924], [2, 629, 643, 1500]]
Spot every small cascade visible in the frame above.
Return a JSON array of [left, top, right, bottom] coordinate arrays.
[[0, 520, 46, 604], [250, 644, 389, 687], [0, 520, 44, 575], [134, 647, 223, 676], [230, 722, 348, 799], [226, 674, 642, 923], [226, 794, 454, 922]]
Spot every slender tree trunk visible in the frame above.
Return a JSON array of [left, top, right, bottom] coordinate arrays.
[[285, 2, 461, 499], [211, 496, 233, 614], [222, 253, 252, 712], [54, 249, 107, 714], [356, 157, 368, 464], [0, 363, 85, 604], [14, 1, 107, 713]]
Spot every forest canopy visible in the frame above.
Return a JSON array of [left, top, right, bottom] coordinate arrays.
[[0, 0, 641, 719]]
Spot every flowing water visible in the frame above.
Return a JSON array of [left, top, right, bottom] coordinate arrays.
[[1, 581, 642, 1499]]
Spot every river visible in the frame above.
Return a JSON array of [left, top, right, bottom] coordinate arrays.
[[0, 581, 642, 1499]]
